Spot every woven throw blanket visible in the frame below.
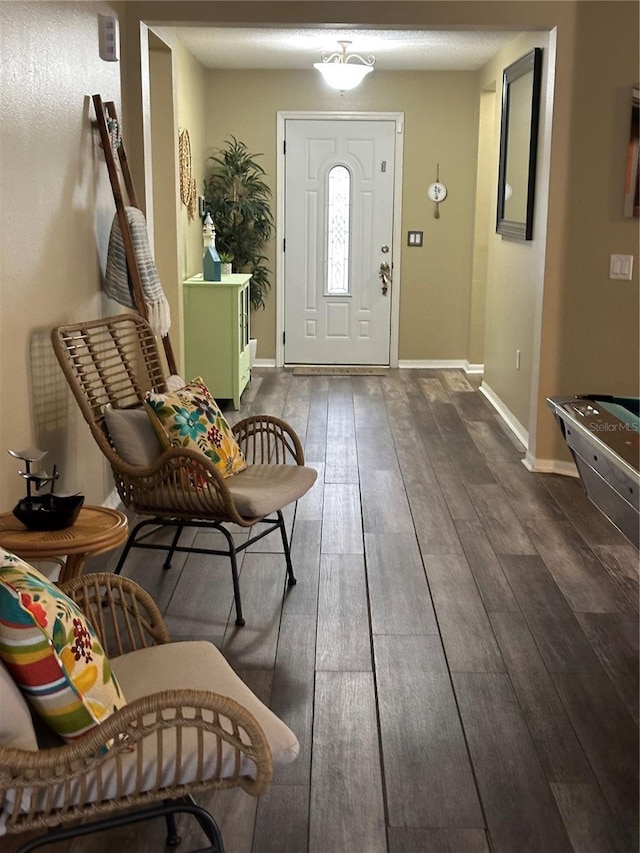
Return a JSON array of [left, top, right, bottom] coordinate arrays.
[[104, 206, 171, 337]]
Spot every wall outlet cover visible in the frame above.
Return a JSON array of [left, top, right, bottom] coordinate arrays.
[[99, 14, 119, 62]]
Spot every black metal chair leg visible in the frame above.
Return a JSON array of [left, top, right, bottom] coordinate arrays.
[[186, 795, 225, 853], [278, 509, 297, 586], [15, 798, 223, 853], [110, 512, 299, 626], [113, 518, 165, 575], [194, 812, 225, 853], [163, 524, 184, 570], [112, 522, 145, 575], [165, 809, 182, 846], [218, 525, 245, 626]]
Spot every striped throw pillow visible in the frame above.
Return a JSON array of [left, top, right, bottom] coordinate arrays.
[[0, 550, 126, 742]]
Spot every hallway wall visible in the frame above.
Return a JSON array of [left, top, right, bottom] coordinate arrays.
[[201, 68, 479, 365], [119, 1, 638, 467], [0, 1, 124, 509], [478, 31, 552, 438]]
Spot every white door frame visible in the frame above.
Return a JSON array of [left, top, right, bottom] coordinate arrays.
[[276, 111, 404, 368]]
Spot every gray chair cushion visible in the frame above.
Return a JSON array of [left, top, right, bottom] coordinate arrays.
[[0, 641, 299, 829], [227, 464, 318, 518], [103, 405, 163, 467], [112, 640, 299, 766]]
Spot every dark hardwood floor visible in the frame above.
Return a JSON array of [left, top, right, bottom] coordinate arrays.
[[7, 369, 638, 853]]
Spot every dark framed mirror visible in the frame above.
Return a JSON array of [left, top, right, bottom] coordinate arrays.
[[496, 48, 543, 240]]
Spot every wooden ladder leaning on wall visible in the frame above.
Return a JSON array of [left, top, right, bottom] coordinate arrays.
[[92, 93, 178, 376]]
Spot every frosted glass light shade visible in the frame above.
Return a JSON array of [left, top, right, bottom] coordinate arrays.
[[313, 61, 374, 91]]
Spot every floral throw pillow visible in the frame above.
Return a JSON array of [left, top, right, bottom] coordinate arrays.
[[144, 377, 247, 478], [0, 549, 126, 742]]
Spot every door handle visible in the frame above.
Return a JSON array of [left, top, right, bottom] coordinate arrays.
[[379, 262, 391, 295]]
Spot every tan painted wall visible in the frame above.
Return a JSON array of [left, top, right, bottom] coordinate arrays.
[[468, 88, 496, 366], [149, 34, 179, 343], [172, 33, 207, 378], [202, 69, 479, 362], [535, 1, 639, 463], [0, 1, 123, 510], [477, 8, 638, 451], [174, 41, 207, 285], [557, 1, 639, 392], [146, 26, 208, 376], [478, 31, 552, 433]]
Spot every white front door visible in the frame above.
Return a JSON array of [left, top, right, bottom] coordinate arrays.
[[283, 118, 397, 365]]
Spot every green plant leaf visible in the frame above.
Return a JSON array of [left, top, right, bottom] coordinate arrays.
[[53, 619, 67, 650], [204, 137, 274, 310]]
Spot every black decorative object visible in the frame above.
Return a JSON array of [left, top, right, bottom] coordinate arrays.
[[8, 448, 84, 531], [496, 48, 543, 240]]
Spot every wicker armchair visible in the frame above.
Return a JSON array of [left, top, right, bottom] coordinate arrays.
[[0, 572, 298, 853], [51, 314, 317, 625]]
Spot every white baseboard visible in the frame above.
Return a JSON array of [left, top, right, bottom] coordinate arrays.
[[479, 381, 529, 450], [397, 359, 484, 375], [479, 382, 579, 477], [522, 453, 579, 477], [272, 359, 485, 374], [103, 488, 123, 510]]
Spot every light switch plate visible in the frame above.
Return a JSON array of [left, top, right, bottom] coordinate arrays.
[[609, 254, 633, 280], [407, 231, 423, 247], [99, 14, 119, 62]]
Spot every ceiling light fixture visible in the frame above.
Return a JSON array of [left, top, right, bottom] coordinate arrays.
[[314, 40, 375, 92]]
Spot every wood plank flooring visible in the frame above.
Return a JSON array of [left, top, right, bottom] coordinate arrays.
[[7, 369, 638, 853]]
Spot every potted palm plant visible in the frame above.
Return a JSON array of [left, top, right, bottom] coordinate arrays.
[[203, 138, 274, 310]]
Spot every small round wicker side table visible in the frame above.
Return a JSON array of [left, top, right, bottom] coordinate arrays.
[[0, 506, 128, 583]]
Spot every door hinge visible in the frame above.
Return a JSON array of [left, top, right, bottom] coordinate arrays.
[[381, 160, 387, 173], [283, 140, 287, 155], [283, 238, 286, 252], [282, 331, 286, 345]]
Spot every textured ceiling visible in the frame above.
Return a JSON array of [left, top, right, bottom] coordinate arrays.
[[170, 27, 521, 72]]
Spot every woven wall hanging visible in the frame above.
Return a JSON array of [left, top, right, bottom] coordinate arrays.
[[178, 128, 197, 219]]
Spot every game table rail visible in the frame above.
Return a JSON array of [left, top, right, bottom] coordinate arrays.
[[547, 394, 639, 549]]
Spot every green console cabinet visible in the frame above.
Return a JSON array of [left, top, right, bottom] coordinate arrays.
[[182, 273, 251, 410]]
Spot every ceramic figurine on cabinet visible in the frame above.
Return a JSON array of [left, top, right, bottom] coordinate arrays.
[[202, 212, 221, 281]]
